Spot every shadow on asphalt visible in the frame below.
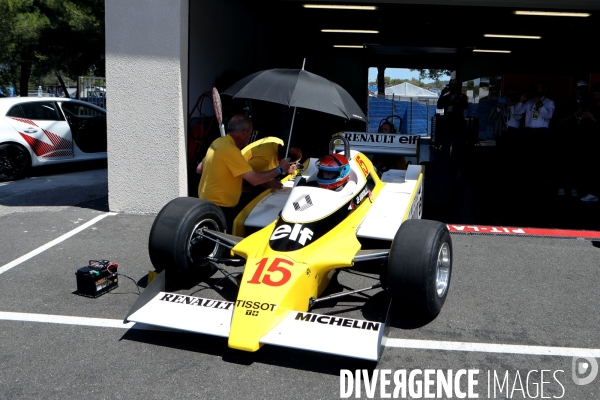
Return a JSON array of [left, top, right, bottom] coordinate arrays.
[[120, 267, 434, 374], [119, 327, 378, 375], [26, 159, 107, 179], [1, 159, 109, 212], [0, 158, 107, 182], [74, 194, 110, 212]]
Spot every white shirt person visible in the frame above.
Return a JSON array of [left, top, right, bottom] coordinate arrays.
[[514, 82, 555, 129]]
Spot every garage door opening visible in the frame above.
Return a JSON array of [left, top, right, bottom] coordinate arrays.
[[367, 67, 450, 135]]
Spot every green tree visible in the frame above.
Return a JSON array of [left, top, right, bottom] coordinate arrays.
[[0, 0, 104, 96], [0, 0, 48, 95], [410, 69, 453, 82]]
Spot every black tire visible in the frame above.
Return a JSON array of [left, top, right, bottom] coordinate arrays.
[[148, 197, 227, 276], [0, 143, 31, 180], [386, 219, 452, 317]]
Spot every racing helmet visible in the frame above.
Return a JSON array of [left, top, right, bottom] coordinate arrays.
[[316, 154, 350, 190]]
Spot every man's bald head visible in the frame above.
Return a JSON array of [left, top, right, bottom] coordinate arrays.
[[228, 114, 253, 148]]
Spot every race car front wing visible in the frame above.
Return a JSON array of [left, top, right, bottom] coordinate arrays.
[[124, 271, 389, 361]]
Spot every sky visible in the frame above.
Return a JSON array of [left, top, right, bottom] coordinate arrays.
[[368, 67, 450, 83]]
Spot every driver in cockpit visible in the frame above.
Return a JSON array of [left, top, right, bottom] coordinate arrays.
[[315, 154, 353, 192]]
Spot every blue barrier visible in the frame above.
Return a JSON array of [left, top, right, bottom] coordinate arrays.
[[368, 97, 437, 135], [368, 97, 496, 140]]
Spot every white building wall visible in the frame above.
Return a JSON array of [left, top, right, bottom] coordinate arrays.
[[105, 0, 265, 214], [105, 0, 188, 214]]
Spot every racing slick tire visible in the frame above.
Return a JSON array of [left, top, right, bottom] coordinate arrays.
[[0, 143, 31, 181], [386, 219, 452, 318], [148, 197, 226, 276]]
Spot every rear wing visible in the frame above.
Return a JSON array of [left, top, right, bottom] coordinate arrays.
[[337, 131, 420, 163]]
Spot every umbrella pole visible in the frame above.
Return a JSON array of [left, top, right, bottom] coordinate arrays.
[[285, 106, 298, 158], [285, 58, 305, 157]]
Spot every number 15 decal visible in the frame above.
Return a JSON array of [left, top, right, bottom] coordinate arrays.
[[247, 257, 292, 286], [355, 154, 369, 177]]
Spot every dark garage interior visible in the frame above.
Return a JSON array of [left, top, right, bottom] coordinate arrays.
[[189, 0, 600, 231]]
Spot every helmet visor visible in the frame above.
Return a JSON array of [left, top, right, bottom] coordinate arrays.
[[317, 169, 340, 181]]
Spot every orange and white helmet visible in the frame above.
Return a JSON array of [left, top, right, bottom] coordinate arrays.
[[316, 154, 350, 191]]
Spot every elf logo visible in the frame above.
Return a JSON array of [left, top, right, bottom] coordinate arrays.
[[270, 224, 314, 245]]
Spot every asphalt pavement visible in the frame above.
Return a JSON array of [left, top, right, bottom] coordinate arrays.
[[0, 164, 598, 399]]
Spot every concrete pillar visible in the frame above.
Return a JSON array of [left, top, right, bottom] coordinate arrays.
[[105, 0, 188, 214]]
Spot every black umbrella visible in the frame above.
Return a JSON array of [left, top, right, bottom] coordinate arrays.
[[222, 67, 366, 156]]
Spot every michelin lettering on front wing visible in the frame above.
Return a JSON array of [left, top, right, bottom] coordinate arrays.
[[294, 312, 381, 331]]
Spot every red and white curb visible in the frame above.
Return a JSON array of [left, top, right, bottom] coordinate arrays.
[[448, 225, 600, 239]]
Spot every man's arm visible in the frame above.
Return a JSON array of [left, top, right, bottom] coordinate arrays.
[[196, 161, 203, 174], [513, 98, 528, 114], [242, 169, 282, 186], [538, 99, 555, 121], [242, 158, 291, 186]]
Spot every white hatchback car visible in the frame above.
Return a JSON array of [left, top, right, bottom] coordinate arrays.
[[0, 97, 107, 180]]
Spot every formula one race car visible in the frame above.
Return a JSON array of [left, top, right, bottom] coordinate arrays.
[[125, 136, 452, 362]]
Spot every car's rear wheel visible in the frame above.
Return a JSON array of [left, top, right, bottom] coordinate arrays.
[[148, 197, 226, 277], [0, 143, 31, 180], [386, 219, 452, 318]]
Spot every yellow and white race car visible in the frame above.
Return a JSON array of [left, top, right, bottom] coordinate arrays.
[[125, 136, 452, 362]]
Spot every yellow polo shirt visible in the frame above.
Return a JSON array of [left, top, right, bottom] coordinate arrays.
[[198, 135, 253, 207], [241, 137, 284, 172]]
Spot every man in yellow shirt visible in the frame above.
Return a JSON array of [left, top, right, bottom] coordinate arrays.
[[243, 137, 283, 172], [197, 115, 290, 230], [239, 137, 302, 205], [242, 137, 302, 180]]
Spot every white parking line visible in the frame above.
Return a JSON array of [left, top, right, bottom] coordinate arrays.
[[0, 311, 134, 329], [0, 212, 117, 275], [385, 338, 600, 358], [1, 311, 599, 358]]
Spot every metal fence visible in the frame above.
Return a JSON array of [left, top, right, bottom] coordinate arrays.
[[77, 76, 106, 109]]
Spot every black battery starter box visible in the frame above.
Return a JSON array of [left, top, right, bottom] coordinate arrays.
[[75, 260, 119, 298]]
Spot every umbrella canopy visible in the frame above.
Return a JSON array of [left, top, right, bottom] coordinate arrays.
[[222, 69, 366, 122]]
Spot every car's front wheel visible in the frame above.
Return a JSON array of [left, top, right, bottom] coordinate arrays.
[[148, 197, 227, 277], [0, 143, 31, 180], [386, 219, 452, 318]]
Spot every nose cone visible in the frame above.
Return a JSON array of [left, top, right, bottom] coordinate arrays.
[[228, 256, 315, 352]]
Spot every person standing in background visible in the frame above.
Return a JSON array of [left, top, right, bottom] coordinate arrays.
[[554, 80, 589, 197], [437, 79, 469, 166], [514, 80, 556, 189], [579, 83, 600, 202]]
